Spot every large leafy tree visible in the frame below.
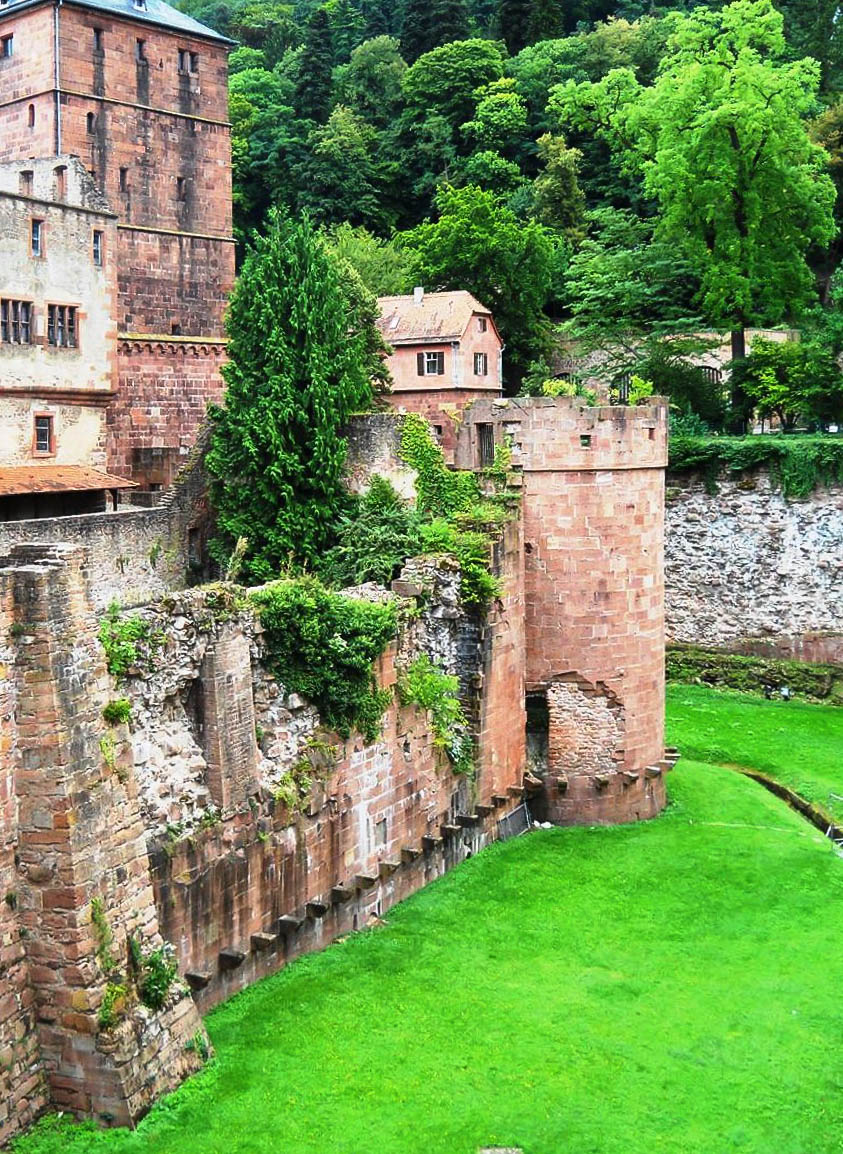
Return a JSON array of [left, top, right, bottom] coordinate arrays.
[[555, 0, 837, 364], [207, 213, 374, 581], [402, 183, 556, 381]]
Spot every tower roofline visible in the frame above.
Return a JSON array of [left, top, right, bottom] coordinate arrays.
[[0, 0, 236, 46]]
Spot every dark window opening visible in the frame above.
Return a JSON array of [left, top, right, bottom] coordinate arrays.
[[476, 422, 495, 468], [171, 321, 181, 335], [119, 167, 128, 192], [86, 111, 96, 133], [580, 434, 591, 448], [92, 229, 103, 266], [525, 692, 549, 777], [27, 103, 34, 128], [176, 176, 186, 201], [478, 317, 487, 332], [93, 27, 103, 51], [1, 299, 32, 344], [2, 35, 13, 59], [47, 304, 78, 348], [135, 38, 146, 62]]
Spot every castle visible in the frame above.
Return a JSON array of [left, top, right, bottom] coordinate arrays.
[[0, 0, 233, 506], [0, 1, 673, 1144]]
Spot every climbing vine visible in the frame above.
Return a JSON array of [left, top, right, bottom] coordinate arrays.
[[399, 414, 515, 609], [668, 435, 843, 498], [251, 578, 397, 741], [397, 655, 474, 777]]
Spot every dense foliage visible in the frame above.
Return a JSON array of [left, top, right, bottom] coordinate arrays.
[[206, 213, 376, 581], [180, 0, 843, 410], [667, 433, 843, 496], [397, 654, 474, 775], [250, 578, 397, 740]]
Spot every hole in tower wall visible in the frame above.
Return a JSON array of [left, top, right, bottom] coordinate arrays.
[[182, 678, 205, 752], [525, 692, 549, 777]]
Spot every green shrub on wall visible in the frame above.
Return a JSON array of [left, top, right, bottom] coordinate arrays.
[[668, 435, 843, 498], [666, 645, 843, 704], [251, 578, 397, 741]]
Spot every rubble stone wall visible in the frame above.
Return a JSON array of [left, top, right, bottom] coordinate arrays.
[[665, 472, 843, 662]]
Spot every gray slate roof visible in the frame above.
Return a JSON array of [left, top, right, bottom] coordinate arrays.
[[1, 0, 233, 43]]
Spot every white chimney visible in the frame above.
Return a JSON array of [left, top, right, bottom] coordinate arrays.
[[413, 286, 424, 305]]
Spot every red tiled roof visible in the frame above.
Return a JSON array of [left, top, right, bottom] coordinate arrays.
[[0, 466, 137, 497], [377, 291, 494, 344]]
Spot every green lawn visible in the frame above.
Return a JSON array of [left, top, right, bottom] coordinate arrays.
[[667, 683, 843, 821], [14, 747, 843, 1154]]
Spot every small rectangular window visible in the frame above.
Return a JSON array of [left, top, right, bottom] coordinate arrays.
[[19, 169, 32, 194], [34, 415, 54, 455], [93, 27, 103, 51], [178, 48, 187, 73], [176, 176, 186, 201], [119, 167, 128, 192], [189, 51, 199, 73], [93, 229, 104, 266], [474, 352, 488, 376], [31, 218, 43, 257], [2, 35, 13, 59], [135, 38, 146, 62], [54, 165, 67, 200], [47, 304, 78, 348], [478, 317, 487, 332]]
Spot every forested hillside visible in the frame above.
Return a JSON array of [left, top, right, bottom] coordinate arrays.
[[177, 0, 843, 413]]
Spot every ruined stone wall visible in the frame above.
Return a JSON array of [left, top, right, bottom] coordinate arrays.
[[0, 543, 207, 1145], [665, 471, 843, 663], [104, 538, 525, 1011]]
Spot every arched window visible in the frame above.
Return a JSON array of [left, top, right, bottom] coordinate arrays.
[[86, 111, 96, 134], [27, 104, 35, 128]]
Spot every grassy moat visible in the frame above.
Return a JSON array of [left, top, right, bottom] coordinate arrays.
[[13, 687, 843, 1154]]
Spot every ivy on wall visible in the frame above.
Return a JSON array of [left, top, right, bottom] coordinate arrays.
[[397, 655, 474, 777], [668, 435, 843, 498], [251, 577, 397, 741]]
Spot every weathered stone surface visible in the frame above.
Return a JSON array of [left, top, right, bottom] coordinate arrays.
[[666, 472, 843, 658]]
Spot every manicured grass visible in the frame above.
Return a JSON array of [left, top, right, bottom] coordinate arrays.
[[667, 682, 843, 821], [13, 757, 843, 1154]]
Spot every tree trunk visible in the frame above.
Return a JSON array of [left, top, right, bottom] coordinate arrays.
[[730, 326, 749, 432]]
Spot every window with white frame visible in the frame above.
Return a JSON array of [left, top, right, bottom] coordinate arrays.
[[417, 350, 445, 375], [474, 352, 488, 375]]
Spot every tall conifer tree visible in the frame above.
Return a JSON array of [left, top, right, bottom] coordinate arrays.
[[206, 213, 374, 581], [401, 0, 469, 64], [497, 0, 533, 55], [294, 7, 335, 123]]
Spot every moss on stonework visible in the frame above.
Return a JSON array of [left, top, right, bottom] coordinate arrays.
[[668, 434, 843, 498], [666, 644, 843, 704]]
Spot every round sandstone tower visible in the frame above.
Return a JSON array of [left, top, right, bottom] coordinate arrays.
[[458, 396, 669, 825]]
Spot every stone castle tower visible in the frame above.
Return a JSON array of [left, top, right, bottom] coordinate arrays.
[[0, 0, 234, 489]]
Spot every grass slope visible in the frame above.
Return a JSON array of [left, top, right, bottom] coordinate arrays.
[[14, 761, 843, 1154], [667, 683, 843, 820]]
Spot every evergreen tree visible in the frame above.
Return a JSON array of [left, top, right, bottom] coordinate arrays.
[[401, 0, 470, 64], [294, 7, 335, 123], [497, 0, 532, 55], [206, 212, 374, 582], [527, 0, 564, 44]]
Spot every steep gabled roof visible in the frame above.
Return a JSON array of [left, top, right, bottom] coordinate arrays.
[[0, 0, 234, 44], [377, 291, 495, 345]]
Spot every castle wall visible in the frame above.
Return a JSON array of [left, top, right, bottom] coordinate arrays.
[[665, 471, 843, 663], [457, 396, 669, 824], [0, 543, 207, 1141]]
